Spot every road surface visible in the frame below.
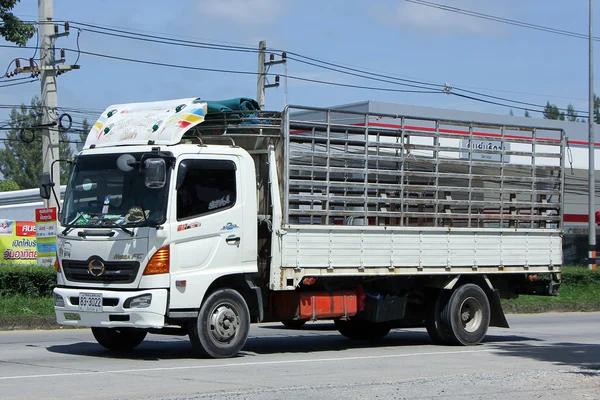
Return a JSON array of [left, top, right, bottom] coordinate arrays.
[[1, 313, 599, 399]]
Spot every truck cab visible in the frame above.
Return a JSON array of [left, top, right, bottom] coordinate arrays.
[[52, 98, 265, 357]]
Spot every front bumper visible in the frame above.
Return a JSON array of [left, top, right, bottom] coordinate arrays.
[[53, 287, 168, 328]]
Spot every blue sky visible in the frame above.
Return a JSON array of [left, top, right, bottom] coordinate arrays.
[[0, 0, 598, 129]]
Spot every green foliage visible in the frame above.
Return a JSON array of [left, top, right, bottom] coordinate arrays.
[[0, 295, 54, 316], [0, 1, 35, 46], [0, 97, 74, 189], [0, 179, 19, 191], [76, 119, 90, 153], [0, 266, 56, 297], [566, 104, 579, 122], [560, 266, 600, 286], [543, 101, 565, 120]]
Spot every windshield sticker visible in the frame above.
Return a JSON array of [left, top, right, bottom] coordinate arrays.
[[209, 195, 231, 210], [221, 222, 239, 231], [82, 179, 93, 191], [177, 221, 201, 232], [58, 241, 71, 258]]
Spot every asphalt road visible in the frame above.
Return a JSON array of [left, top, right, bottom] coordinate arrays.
[[1, 313, 599, 400]]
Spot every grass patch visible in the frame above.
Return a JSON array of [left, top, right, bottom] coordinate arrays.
[[0, 295, 54, 317], [502, 282, 600, 314]]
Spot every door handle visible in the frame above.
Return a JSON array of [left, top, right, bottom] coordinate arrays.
[[226, 236, 241, 244]]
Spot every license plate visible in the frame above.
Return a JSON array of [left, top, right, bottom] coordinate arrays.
[[79, 292, 103, 312]]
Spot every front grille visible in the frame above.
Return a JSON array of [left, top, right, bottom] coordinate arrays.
[[62, 259, 141, 283]]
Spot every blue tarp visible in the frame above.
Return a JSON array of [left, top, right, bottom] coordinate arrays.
[[204, 98, 260, 114]]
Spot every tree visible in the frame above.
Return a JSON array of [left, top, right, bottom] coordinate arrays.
[[0, 97, 74, 189], [0, 1, 35, 46], [566, 104, 579, 122], [594, 94, 600, 123], [543, 101, 565, 120], [76, 119, 90, 153], [524, 110, 531, 118], [0, 180, 19, 191]]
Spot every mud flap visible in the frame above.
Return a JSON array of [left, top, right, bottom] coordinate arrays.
[[488, 288, 509, 328]]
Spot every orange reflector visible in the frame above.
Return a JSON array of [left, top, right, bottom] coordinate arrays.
[[54, 258, 61, 272], [302, 277, 317, 285], [143, 245, 170, 275]]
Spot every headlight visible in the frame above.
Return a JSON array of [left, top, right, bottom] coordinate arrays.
[[53, 293, 65, 307], [124, 294, 152, 309]]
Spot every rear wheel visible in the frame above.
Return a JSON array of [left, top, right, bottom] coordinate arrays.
[[334, 318, 391, 341], [440, 283, 490, 345], [91, 327, 147, 351], [281, 319, 307, 329], [189, 288, 250, 358], [425, 290, 453, 345]]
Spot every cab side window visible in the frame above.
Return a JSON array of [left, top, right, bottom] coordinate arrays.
[[176, 160, 237, 220]]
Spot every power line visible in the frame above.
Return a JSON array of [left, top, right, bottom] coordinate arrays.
[[63, 48, 440, 94], [0, 33, 587, 117], [404, 0, 599, 41], [0, 79, 38, 88], [67, 22, 589, 114]]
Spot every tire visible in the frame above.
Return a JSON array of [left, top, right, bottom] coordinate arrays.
[[334, 318, 391, 341], [189, 288, 250, 358], [425, 290, 453, 345], [91, 327, 147, 351], [440, 283, 491, 346], [281, 319, 307, 329]]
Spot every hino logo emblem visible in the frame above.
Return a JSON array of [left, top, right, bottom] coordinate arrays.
[[88, 259, 105, 277]]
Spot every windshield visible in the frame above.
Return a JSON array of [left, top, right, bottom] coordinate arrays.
[[61, 152, 170, 228]]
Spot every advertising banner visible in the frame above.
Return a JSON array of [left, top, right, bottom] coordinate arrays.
[[35, 208, 57, 267], [0, 220, 38, 267]]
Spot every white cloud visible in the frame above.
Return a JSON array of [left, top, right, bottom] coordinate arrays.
[[196, 0, 285, 25], [372, 1, 507, 35]]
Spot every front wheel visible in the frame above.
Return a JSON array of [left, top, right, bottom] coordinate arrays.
[[189, 288, 250, 358], [91, 327, 147, 351], [440, 283, 491, 346]]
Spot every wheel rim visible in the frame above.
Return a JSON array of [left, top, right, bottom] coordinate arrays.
[[208, 302, 240, 343], [459, 296, 483, 332]]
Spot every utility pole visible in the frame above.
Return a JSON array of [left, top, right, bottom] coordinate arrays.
[[38, 0, 75, 209], [256, 41, 286, 110], [589, 0, 597, 271], [39, 0, 59, 209], [256, 41, 266, 110]]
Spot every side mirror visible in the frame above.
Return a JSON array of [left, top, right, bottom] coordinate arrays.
[[39, 172, 53, 200], [144, 158, 166, 189]]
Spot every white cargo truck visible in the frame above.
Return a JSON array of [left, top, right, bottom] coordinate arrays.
[[49, 97, 564, 358]]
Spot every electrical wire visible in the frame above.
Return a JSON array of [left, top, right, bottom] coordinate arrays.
[[0, 78, 38, 88], [67, 22, 588, 115], [404, 0, 599, 41], [73, 29, 82, 66], [64, 48, 441, 94]]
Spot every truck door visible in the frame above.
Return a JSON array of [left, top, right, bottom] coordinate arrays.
[[169, 157, 243, 310]]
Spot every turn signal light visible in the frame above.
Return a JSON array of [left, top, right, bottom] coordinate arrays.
[[302, 277, 317, 285], [143, 245, 170, 275], [54, 258, 61, 272]]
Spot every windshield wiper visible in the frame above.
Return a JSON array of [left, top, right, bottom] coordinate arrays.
[[61, 213, 88, 235], [106, 220, 135, 237]]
